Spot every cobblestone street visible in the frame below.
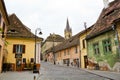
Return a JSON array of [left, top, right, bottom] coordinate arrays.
[[0, 62, 119, 80], [0, 71, 37, 80], [38, 62, 111, 80]]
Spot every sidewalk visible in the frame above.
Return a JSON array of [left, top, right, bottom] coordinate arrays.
[[83, 69, 120, 80], [0, 71, 39, 80]]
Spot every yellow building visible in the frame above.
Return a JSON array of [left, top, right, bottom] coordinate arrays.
[[6, 14, 43, 71], [79, 25, 93, 68], [0, 0, 9, 72]]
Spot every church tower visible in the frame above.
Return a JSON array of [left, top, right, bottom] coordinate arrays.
[[64, 18, 72, 39]]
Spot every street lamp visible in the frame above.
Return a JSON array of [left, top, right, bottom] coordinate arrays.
[[51, 33, 56, 65], [33, 28, 42, 73]]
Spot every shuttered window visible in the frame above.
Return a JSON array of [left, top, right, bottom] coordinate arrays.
[[13, 44, 25, 54]]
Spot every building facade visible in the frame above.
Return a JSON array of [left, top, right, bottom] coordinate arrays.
[[86, 0, 120, 71], [54, 32, 80, 67], [0, 0, 9, 73], [6, 14, 43, 71], [42, 33, 65, 61], [79, 26, 93, 68]]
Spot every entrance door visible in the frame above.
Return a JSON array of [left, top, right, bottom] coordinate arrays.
[[84, 56, 88, 68], [16, 58, 22, 71]]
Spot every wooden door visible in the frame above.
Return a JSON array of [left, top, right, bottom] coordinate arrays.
[[16, 58, 22, 71], [84, 56, 88, 68]]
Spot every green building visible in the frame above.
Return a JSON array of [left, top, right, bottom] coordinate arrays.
[[86, 0, 120, 71]]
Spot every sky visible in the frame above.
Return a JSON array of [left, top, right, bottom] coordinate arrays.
[[4, 0, 114, 39]]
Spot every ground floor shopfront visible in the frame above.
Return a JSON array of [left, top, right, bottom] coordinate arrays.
[[2, 58, 40, 72], [56, 58, 80, 68]]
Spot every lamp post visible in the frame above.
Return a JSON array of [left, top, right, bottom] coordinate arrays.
[[51, 33, 56, 65], [33, 28, 42, 73]]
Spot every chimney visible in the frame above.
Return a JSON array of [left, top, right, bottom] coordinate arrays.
[[103, 0, 109, 8]]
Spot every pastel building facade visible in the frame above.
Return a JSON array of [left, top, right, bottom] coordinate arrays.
[[0, 0, 9, 72], [6, 14, 43, 71]]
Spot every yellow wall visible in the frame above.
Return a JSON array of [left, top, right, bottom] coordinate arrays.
[[6, 38, 35, 64], [79, 30, 91, 68], [80, 35, 87, 68], [0, 13, 8, 72]]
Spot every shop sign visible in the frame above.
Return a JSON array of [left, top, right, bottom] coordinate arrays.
[[15, 54, 22, 58]]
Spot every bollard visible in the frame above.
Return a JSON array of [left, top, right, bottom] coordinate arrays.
[[34, 76, 36, 80]]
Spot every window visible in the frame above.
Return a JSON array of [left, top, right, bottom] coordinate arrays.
[[67, 49, 70, 55], [13, 44, 25, 53], [0, 13, 1, 25], [23, 58, 26, 63], [75, 46, 78, 53], [2, 22, 5, 38], [93, 43, 100, 55], [3, 22, 5, 28], [82, 39, 86, 48], [103, 39, 112, 53], [59, 52, 61, 57], [64, 50, 66, 56], [31, 58, 34, 63]]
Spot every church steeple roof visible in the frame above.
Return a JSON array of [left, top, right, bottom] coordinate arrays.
[[64, 18, 72, 39], [65, 18, 72, 32]]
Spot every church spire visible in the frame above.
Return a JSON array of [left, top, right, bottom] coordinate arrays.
[[66, 18, 71, 31], [64, 18, 72, 39]]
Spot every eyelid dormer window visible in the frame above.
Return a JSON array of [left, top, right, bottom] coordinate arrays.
[[8, 29, 18, 34]]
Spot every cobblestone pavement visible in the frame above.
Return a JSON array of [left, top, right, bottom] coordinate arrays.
[[0, 71, 38, 80], [0, 62, 116, 80], [38, 62, 111, 80]]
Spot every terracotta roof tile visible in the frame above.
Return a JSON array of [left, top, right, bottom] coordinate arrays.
[[7, 13, 43, 40], [45, 33, 65, 42], [86, 0, 120, 39], [54, 27, 92, 52]]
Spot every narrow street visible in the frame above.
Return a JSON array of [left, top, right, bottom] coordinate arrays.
[[38, 62, 110, 80], [0, 62, 118, 80]]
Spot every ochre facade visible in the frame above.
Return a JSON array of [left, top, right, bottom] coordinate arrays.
[[6, 38, 35, 71]]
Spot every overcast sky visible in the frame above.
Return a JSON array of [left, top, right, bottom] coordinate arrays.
[[4, 0, 114, 39]]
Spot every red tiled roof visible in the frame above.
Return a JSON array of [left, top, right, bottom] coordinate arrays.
[[86, 0, 120, 39], [54, 26, 93, 52], [7, 13, 43, 40], [45, 34, 65, 42]]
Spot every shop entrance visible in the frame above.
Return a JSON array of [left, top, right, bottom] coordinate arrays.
[[16, 58, 22, 71]]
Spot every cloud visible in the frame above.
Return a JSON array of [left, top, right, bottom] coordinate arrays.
[[4, 0, 114, 39]]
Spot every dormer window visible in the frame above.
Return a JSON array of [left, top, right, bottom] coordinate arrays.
[[8, 29, 18, 34], [11, 30, 15, 32]]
